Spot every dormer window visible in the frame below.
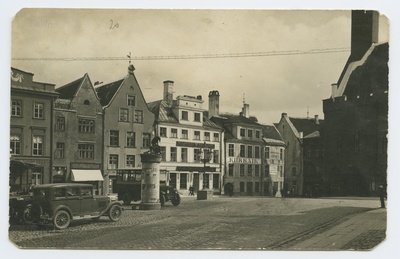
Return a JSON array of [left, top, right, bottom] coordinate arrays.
[[84, 100, 90, 105]]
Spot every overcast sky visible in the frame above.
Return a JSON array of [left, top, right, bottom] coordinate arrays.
[[10, 8, 390, 124]]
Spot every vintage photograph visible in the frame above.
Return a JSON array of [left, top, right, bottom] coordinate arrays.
[[7, 8, 390, 251]]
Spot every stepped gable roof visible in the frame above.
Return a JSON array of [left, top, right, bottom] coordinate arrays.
[[95, 78, 125, 107], [55, 75, 85, 99], [288, 117, 324, 137]]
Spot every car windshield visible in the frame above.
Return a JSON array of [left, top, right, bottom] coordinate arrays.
[[33, 188, 47, 198]]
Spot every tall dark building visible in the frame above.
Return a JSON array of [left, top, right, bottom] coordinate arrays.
[[322, 10, 388, 196]]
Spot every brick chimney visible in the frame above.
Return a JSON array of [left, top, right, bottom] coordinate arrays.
[[350, 10, 379, 62], [208, 90, 220, 118], [314, 115, 319, 125], [242, 103, 250, 118], [163, 80, 174, 107]]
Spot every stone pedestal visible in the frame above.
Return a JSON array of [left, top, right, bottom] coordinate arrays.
[[139, 153, 162, 210], [197, 189, 213, 200]]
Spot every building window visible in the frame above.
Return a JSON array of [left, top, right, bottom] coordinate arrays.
[[119, 108, 129, 122], [255, 165, 260, 177], [279, 165, 283, 177], [126, 132, 136, 147], [181, 129, 188, 139], [248, 129, 253, 138], [170, 147, 177, 162], [182, 111, 188, 120], [194, 131, 200, 140], [306, 148, 312, 158], [292, 167, 297, 176], [126, 155, 135, 168], [143, 133, 151, 148], [78, 119, 94, 133], [256, 130, 261, 139], [160, 146, 166, 161], [240, 145, 245, 157], [11, 100, 22, 117], [248, 165, 253, 176], [240, 128, 246, 137], [204, 132, 210, 141], [78, 144, 94, 159], [32, 172, 42, 185], [194, 149, 201, 162], [110, 130, 119, 146], [171, 128, 178, 138], [264, 164, 269, 177], [181, 148, 188, 162], [240, 182, 245, 192], [213, 133, 219, 142], [127, 95, 136, 107], [194, 112, 201, 122], [265, 147, 270, 159], [247, 146, 253, 158], [84, 100, 90, 105], [240, 164, 245, 176], [32, 136, 43, 156], [160, 127, 167, 137], [213, 174, 219, 189], [109, 155, 118, 169], [280, 149, 284, 160], [228, 164, 234, 177], [228, 144, 234, 157], [180, 173, 187, 189], [56, 142, 64, 158], [33, 102, 44, 119], [213, 150, 219, 164], [255, 146, 260, 158], [55, 116, 65, 131], [134, 110, 143, 123], [255, 182, 260, 192], [10, 135, 21, 155]]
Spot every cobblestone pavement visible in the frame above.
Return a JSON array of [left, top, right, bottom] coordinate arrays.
[[8, 196, 385, 250]]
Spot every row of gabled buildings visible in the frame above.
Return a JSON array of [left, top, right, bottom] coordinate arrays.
[[9, 11, 388, 198], [10, 64, 286, 197]]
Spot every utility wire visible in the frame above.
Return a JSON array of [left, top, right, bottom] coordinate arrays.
[[12, 47, 350, 62]]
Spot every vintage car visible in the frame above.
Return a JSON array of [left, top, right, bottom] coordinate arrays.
[[29, 183, 123, 230], [9, 194, 33, 224], [160, 185, 181, 206]]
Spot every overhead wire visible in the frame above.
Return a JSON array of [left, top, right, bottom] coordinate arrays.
[[12, 47, 350, 62]]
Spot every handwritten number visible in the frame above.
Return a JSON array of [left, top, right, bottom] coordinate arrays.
[[109, 19, 119, 30]]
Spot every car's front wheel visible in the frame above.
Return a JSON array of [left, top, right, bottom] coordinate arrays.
[[53, 210, 70, 230], [22, 205, 33, 223], [108, 205, 122, 222], [171, 194, 181, 206]]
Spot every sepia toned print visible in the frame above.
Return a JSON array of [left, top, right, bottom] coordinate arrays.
[[9, 9, 388, 250]]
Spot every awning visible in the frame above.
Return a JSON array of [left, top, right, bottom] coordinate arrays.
[[71, 170, 104, 182]]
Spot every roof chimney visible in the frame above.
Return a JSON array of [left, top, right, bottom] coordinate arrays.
[[163, 80, 174, 107], [351, 10, 379, 62], [314, 115, 319, 125], [208, 90, 220, 118], [242, 103, 250, 118], [128, 64, 135, 74]]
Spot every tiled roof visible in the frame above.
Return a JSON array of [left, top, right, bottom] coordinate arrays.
[[149, 100, 221, 129], [95, 78, 125, 107], [262, 124, 284, 142], [11, 85, 59, 96], [55, 75, 85, 99], [289, 117, 324, 137], [218, 113, 261, 126], [304, 130, 320, 139]]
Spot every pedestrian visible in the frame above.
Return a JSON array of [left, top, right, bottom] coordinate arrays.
[[229, 184, 233, 197], [378, 185, 387, 208], [189, 185, 194, 196]]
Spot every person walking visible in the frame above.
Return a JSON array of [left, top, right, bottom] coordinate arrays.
[[378, 185, 387, 208], [189, 185, 194, 196]]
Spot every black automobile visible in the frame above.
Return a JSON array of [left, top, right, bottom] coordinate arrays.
[[29, 183, 123, 230], [160, 185, 181, 206]]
